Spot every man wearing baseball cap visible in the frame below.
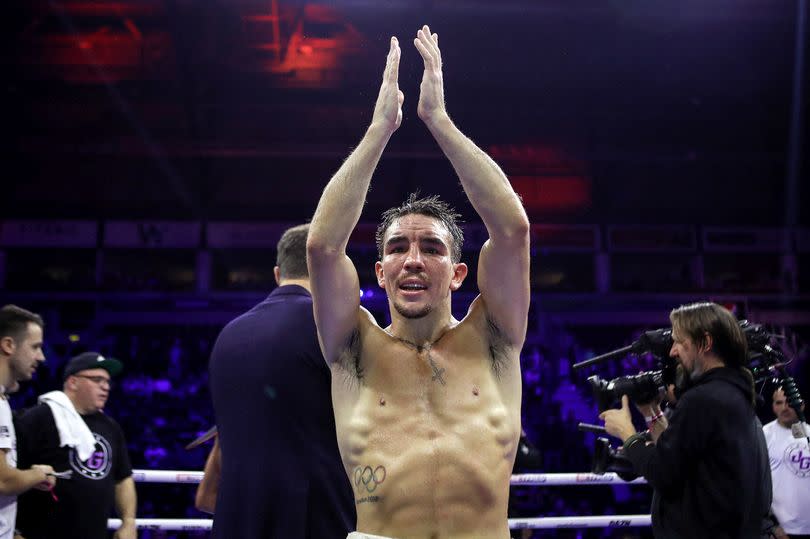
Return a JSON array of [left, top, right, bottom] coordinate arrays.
[[14, 352, 138, 539]]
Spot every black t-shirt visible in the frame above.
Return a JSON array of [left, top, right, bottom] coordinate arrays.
[[14, 403, 133, 539]]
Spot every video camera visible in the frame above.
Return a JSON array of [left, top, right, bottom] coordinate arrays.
[[576, 319, 807, 478], [578, 320, 789, 412], [588, 369, 671, 413], [592, 436, 639, 481], [576, 423, 646, 481]]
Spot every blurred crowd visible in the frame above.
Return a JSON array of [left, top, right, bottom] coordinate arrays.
[[9, 322, 807, 539]]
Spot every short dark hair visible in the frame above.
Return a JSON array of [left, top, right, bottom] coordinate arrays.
[[670, 302, 748, 368], [0, 305, 44, 342], [276, 224, 310, 279], [773, 382, 807, 403], [375, 193, 464, 263]]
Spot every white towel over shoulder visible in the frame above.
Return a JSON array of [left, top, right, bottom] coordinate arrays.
[[38, 391, 97, 462]]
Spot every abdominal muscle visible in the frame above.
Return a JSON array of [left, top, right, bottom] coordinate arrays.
[[333, 340, 520, 539]]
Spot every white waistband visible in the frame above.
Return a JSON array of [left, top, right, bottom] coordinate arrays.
[[347, 532, 397, 539]]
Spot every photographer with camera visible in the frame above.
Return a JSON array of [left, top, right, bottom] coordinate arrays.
[[599, 302, 772, 538]]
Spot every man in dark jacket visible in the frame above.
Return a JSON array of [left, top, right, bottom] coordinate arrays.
[[601, 302, 772, 538], [208, 224, 355, 539]]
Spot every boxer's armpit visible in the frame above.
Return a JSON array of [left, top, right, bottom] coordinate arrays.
[[486, 314, 510, 376], [336, 327, 363, 381]]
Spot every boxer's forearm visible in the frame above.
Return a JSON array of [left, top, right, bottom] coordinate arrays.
[[425, 115, 527, 241], [309, 124, 393, 255]]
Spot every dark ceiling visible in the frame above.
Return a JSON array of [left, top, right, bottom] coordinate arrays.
[[6, 0, 808, 225]]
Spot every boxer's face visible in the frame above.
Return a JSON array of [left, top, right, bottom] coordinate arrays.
[[376, 214, 467, 319]]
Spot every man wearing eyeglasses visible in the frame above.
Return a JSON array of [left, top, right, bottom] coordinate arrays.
[[14, 352, 137, 539]]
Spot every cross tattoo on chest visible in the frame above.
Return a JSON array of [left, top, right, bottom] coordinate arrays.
[[388, 331, 449, 386], [427, 355, 446, 386]]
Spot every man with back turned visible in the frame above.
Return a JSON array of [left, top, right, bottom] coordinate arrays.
[[209, 224, 354, 538]]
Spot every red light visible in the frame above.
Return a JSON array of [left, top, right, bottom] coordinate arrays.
[[510, 176, 591, 212]]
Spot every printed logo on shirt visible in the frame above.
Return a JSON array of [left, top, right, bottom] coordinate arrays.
[[0, 426, 8, 438], [783, 442, 810, 478], [69, 433, 112, 480]]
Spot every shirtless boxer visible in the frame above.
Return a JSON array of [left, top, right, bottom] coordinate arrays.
[[307, 25, 530, 539]]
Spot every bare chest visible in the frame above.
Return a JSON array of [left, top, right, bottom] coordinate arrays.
[[335, 341, 520, 463]]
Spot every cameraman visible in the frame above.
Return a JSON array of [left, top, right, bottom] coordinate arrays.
[[600, 302, 772, 538]]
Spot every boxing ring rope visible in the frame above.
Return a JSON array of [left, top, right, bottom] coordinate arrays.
[[131, 470, 204, 483], [510, 515, 651, 529], [107, 469, 652, 531], [108, 515, 652, 531], [510, 473, 646, 486], [108, 518, 213, 531], [130, 469, 648, 486]]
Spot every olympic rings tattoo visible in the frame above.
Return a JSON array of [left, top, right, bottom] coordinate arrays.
[[354, 465, 387, 493]]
